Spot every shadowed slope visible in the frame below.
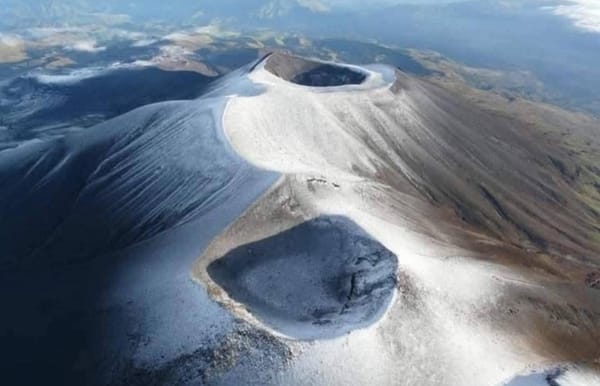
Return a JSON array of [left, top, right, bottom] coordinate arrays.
[[0, 66, 265, 268], [0, 67, 216, 146], [0, 61, 281, 385]]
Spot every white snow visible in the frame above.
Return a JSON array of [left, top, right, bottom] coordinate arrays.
[[556, 366, 600, 386]]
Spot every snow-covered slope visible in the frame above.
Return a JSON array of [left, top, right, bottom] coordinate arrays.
[[0, 60, 282, 385], [195, 53, 600, 385], [0, 66, 215, 147], [1, 53, 599, 385], [0, 96, 268, 267], [225, 54, 600, 264]]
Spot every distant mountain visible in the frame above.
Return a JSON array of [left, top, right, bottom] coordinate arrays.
[[0, 66, 215, 145], [0, 0, 333, 30], [257, 0, 329, 18]]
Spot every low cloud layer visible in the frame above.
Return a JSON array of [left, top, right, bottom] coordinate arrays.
[[0, 33, 27, 63], [66, 39, 106, 53], [550, 0, 600, 33]]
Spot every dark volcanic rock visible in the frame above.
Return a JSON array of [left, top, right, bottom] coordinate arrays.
[[585, 271, 600, 290]]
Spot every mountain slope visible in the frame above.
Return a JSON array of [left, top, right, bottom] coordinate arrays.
[[1, 54, 599, 385], [196, 53, 600, 384], [0, 63, 272, 269], [224, 53, 600, 270], [0, 66, 215, 146]]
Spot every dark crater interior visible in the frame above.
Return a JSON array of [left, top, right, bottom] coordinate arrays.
[[264, 53, 367, 87], [208, 216, 397, 340]]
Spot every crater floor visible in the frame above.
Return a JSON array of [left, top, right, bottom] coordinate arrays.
[[207, 216, 398, 340], [264, 53, 367, 87]]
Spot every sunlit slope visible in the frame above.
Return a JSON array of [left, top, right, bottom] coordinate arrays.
[[194, 53, 600, 385], [225, 53, 600, 276]]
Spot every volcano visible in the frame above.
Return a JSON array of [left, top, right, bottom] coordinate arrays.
[[1, 53, 599, 385]]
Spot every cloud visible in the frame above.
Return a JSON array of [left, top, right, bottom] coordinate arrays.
[[25, 27, 83, 40], [31, 62, 153, 86], [0, 33, 24, 47], [32, 68, 107, 85], [66, 40, 106, 53], [549, 0, 600, 33], [297, 0, 330, 12], [0, 33, 28, 63], [131, 39, 157, 47]]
